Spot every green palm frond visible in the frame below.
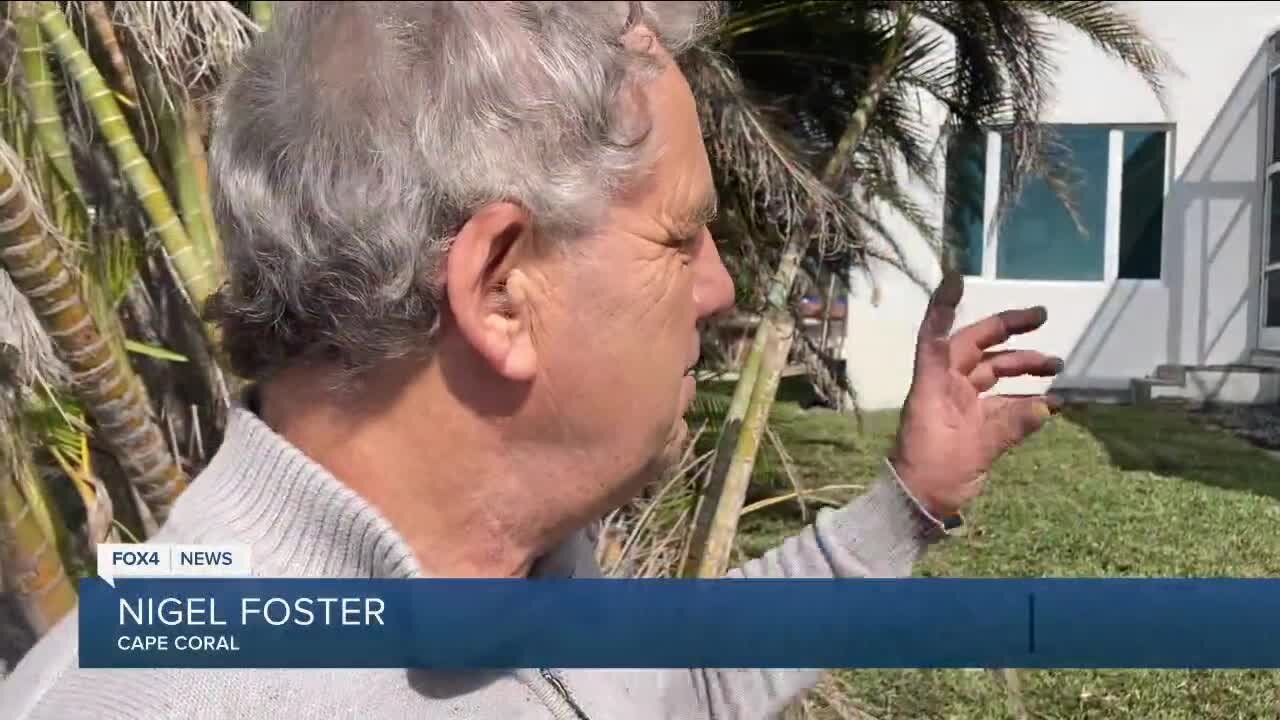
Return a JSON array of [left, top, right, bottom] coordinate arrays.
[[1013, 0, 1176, 108], [865, 95, 938, 187], [124, 339, 189, 363], [710, 0, 1169, 283], [100, 227, 142, 308], [690, 390, 733, 427], [860, 169, 939, 251], [718, 1, 862, 40], [23, 384, 90, 462], [687, 47, 872, 258], [0, 399, 60, 567]]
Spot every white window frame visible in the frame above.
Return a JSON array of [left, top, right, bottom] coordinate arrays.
[[963, 123, 1173, 287], [1259, 42, 1280, 350]]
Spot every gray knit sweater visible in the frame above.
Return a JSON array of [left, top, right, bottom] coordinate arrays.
[[1, 406, 945, 719]]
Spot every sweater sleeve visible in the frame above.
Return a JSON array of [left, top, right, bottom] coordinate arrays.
[[672, 459, 950, 719]]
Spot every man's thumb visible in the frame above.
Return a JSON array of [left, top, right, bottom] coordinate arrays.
[[985, 395, 1060, 451]]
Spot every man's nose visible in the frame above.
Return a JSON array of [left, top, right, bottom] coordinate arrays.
[[693, 229, 736, 320]]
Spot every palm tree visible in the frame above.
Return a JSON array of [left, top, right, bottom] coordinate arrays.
[[682, 0, 1174, 580], [0, 140, 187, 523], [0, 2, 1169, 682], [674, 4, 1174, 716], [0, 0, 255, 650], [0, 273, 78, 639]]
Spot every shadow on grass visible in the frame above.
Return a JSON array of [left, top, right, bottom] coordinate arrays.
[[1062, 403, 1280, 505]]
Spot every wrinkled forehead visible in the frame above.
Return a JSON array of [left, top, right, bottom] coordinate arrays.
[[620, 48, 717, 223]]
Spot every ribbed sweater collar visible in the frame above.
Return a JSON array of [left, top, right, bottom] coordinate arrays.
[[156, 406, 422, 579], [157, 404, 598, 581]]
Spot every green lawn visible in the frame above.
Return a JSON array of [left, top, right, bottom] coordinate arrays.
[[733, 400, 1280, 719]]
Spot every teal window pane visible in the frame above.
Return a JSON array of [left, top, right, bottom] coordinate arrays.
[[1272, 72, 1280, 163], [943, 132, 987, 275], [997, 126, 1109, 281], [1119, 130, 1165, 279], [1267, 271, 1280, 328], [1270, 174, 1280, 265]]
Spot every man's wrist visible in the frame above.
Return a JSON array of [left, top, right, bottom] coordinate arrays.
[[884, 459, 963, 534]]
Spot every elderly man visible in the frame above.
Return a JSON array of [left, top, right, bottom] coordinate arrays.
[[3, 2, 1063, 718]]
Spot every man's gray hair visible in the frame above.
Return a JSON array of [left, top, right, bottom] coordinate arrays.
[[208, 1, 721, 380]]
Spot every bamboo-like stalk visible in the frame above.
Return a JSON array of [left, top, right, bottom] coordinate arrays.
[[685, 5, 915, 578], [186, 108, 222, 270], [83, 0, 160, 177], [83, 0, 140, 107], [13, 2, 81, 203], [818, 271, 838, 350], [160, 101, 214, 267], [682, 267, 799, 578], [0, 441, 78, 637], [35, 2, 216, 310], [680, 320, 769, 576], [0, 144, 187, 523]]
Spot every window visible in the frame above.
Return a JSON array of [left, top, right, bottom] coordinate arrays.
[[1269, 174, 1280, 267], [1268, 272, 1280, 331], [998, 127, 1109, 281], [1264, 49, 1280, 342], [1119, 131, 1167, 279], [942, 132, 987, 276], [943, 124, 1169, 281], [1272, 71, 1280, 164]]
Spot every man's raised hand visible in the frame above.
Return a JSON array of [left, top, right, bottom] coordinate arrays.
[[889, 271, 1064, 520]]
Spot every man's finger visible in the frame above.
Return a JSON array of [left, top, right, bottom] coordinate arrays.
[[968, 350, 1064, 393], [950, 306, 1049, 374], [914, 271, 964, 381], [919, 270, 964, 341], [981, 394, 1063, 454]]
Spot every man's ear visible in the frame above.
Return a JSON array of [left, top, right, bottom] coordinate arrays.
[[444, 202, 538, 382]]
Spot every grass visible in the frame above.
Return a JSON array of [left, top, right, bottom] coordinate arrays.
[[727, 398, 1280, 719]]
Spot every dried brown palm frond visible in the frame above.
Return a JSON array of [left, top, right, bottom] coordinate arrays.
[[62, 0, 256, 110], [686, 47, 909, 270], [598, 423, 714, 578], [0, 271, 67, 391], [806, 672, 885, 720]]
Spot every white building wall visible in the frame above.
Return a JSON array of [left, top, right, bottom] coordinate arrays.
[[845, 1, 1280, 409]]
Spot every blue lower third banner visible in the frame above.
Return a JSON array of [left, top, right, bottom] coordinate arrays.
[[78, 578, 1280, 669]]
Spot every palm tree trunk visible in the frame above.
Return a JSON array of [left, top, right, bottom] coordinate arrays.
[[13, 2, 81, 204], [0, 425, 78, 637], [683, 251, 802, 577], [83, 1, 140, 107], [680, 312, 770, 576], [683, 311, 793, 577], [34, 2, 216, 311], [685, 5, 914, 578], [0, 146, 187, 524]]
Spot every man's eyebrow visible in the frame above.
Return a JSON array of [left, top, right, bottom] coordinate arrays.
[[678, 192, 719, 234]]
